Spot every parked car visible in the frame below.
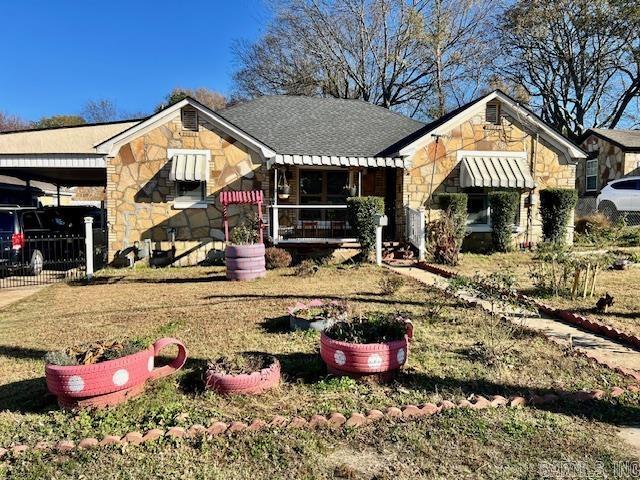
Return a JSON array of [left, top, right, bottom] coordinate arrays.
[[0, 205, 102, 276], [597, 176, 640, 219]]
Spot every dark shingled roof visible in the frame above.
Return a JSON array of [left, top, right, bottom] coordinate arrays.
[[586, 128, 640, 151], [218, 96, 425, 157]]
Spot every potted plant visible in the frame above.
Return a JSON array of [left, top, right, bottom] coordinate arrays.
[[225, 219, 266, 281], [204, 353, 280, 395], [287, 299, 349, 331], [44, 337, 187, 409], [278, 182, 291, 200], [345, 184, 357, 197], [320, 312, 413, 378]]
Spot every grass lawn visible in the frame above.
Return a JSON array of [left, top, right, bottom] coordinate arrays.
[[452, 248, 640, 338], [0, 265, 639, 478]]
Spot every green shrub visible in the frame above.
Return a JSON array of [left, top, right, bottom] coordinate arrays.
[[265, 247, 292, 269], [346, 196, 385, 260], [295, 259, 319, 277], [229, 220, 259, 245], [378, 274, 405, 295], [488, 191, 520, 252], [437, 193, 468, 242], [539, 188, 577, 244]]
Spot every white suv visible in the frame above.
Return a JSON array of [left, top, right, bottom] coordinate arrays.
[[596, 176, 640, 217]]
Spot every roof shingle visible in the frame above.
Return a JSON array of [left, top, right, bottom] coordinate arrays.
[[587, 128, 640, 151]]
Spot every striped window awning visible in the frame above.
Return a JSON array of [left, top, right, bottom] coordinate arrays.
[[274, 154, 410, 168], [460, 155, 535, 189], [169, 153, 207, 182]]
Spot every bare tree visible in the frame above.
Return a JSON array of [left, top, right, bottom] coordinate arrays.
[[156, 88, 228, 112], [82, 99, 118, 123], [0, 112, 31, 132], [499, 0, 640, 140], [233, 0, 496, 118]]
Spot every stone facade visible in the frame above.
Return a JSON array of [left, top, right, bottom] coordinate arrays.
[[400, 101, 576, 248], [106, 111, 266, 266], [578, 134, 640, 195]]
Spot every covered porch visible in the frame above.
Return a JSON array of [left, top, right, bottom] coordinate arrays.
[[267, 154, 408, 245]]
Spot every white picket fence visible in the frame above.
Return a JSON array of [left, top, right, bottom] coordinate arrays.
[[405, 206, 426, 260]]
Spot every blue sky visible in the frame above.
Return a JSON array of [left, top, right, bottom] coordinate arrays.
[[0, 0, 269, 121]]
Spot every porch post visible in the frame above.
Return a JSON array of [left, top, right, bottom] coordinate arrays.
[[358, 170, 362, 196], [57, 184, 61, 206], [84, 217, 94, 280], [272, 167, 279, 244]]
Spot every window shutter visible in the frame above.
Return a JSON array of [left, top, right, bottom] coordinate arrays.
[[485, 103, 499, 124], [181, 107, 198, 131]]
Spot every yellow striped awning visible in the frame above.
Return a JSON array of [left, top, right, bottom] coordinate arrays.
[[169, 153, 207, 182]]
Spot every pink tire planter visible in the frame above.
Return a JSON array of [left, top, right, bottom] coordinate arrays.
[[204, 355, 280, 395], [320, 321, 413, 378], [225, 244, 266, 281], [45, 337, 187, 409]]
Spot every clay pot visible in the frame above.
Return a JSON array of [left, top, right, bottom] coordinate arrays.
[[45, 337, 187, 409], [320, 321, 413, 377], [204, 356, 280, 395], [225, 244, 266, 281]]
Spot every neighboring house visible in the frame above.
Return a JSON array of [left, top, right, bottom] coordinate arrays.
[[577, 129, 640, 213], [0, 90, 584, 264]]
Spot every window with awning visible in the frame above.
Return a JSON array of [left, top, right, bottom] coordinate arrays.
[[460, 154, 535, 189], [168, 150, 210, 208]]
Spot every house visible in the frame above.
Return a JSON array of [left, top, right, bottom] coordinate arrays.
[[577, 129, 640, 213], [0, 90, 584, 264]]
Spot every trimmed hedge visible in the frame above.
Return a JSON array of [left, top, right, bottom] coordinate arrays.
[[540, 188, 578, 244], [437, 193, 468, 244], [346, 196, 385, 260], [488, 191, 520, 252]]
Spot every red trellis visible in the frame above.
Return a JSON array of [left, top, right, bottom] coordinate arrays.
[[219, 190, 264, 243]]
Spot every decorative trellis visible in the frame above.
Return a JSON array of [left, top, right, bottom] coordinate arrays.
[[219, 190, 264, 243]]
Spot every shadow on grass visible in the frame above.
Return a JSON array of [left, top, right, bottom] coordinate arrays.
[[68, 273, 227, 287], [260, 316, 291, 334], [274, 351, 325, 383]]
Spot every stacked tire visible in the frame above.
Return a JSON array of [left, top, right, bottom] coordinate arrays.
[[225, 244, 266, 281]]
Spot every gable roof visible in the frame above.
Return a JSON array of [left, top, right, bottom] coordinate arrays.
[[218, 96, 425, 157], [583, 128, 640, 152], [380, 90, 586, 160], [96, 97, 276, 158], [0, 120, 141, 155]]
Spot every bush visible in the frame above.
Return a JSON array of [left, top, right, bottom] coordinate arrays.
[[229, 219, 259, 245], [295, 259, 319, 277], [488, 191, 520, 252], [378, 274, 405, 295], [428, 211, 465, 266], [265, 247, 292, 269], [346, 196, 385, 260], [324, 312, 410, 344], [437, 193, 468, 242], [574, 213, 640, 247], [539, 188, 577, 244]]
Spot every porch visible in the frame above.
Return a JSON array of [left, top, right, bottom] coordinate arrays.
[[266, 155, 408, 245]]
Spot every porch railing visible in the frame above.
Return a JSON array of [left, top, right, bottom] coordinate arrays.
[[405, 205, 426, 260], [269, 205, 356, 243]]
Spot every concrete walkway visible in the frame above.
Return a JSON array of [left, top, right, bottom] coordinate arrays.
[[387, 263, 640, 457], [0, 285, 46, 310]]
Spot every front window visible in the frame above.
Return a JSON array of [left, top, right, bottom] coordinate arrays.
[[299, 170, 349, 221], [467, 194, 489, 225], [586, 159, 598, 191], [176, 181, 205, 202]]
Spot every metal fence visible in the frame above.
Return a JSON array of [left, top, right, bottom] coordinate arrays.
[[0, 233, 87, 288], [576, 197, 640, 226]]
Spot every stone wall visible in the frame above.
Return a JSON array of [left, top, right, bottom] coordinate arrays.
[[402, 105, 576, 246], [579, 135, 640, 196], [106, 112, 266, 266]]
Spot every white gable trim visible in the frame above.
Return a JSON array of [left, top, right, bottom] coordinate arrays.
[[95, 98, 276, 159], [399, 91, 586, 160]]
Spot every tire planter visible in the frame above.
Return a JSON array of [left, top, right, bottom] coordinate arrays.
[[287, 299, 348, 332], [320, 321, 413, 378], [204, 356, 280, 395], [225, 244, 266, 281], [45, 337, 187, 409]]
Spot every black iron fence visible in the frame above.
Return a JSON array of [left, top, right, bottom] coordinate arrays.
[[0, 233, 87, 288]]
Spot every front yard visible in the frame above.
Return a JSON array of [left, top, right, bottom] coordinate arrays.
[[452, 249, 640, 338], [0, 265, 639, 478]]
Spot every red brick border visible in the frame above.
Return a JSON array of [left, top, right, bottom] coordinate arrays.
[[1, 387, 636, 460]]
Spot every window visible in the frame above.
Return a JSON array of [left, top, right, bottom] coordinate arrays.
[[176, 181, 205, 202], [586, 159, 598, 191], [611, 179, 640, 190], [485, 103, 500, 124], [181, 107, 198, 132], [467, 194, 489, 225], [299, 170, 349, 221], [168, 148, 210, 208]]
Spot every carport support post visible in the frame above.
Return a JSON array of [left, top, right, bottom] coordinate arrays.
[[84, 217, 94, 280]]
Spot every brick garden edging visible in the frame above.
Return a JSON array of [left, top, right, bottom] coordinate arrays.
[[409, 262, 640, 384], [415, 262, 640, 354], [1, 387, 636, 460]]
